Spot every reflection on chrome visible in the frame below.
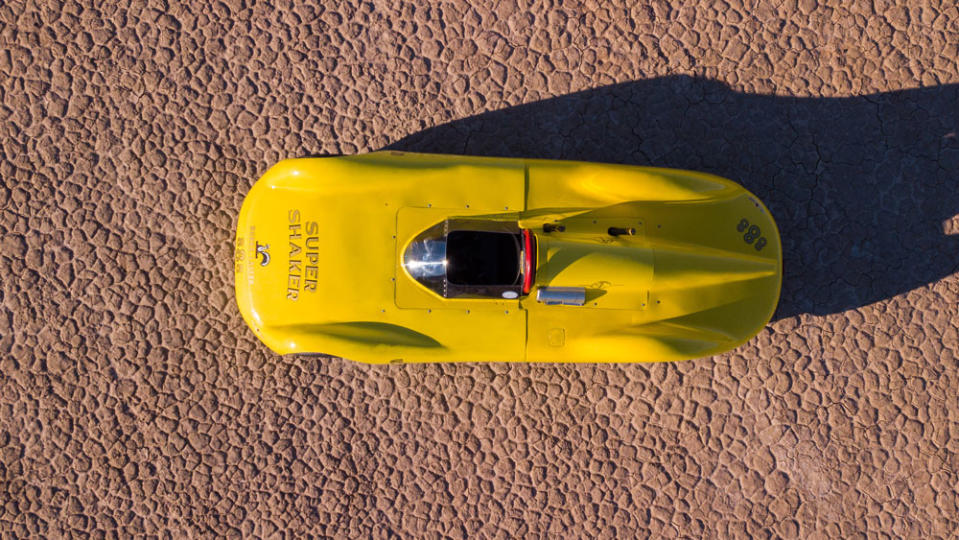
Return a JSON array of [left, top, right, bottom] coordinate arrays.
[[536, 286, 587, 306], [404, 238, 447, 278]]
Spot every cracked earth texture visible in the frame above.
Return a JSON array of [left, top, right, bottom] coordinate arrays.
[[2, 0, 958, 537]]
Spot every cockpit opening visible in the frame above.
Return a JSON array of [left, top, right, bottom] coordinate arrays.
[[446, 230, 521, 285], [402, 219, 534, 299]]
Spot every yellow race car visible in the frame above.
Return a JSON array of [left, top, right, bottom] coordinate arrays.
[[235, 151, 781, 363]]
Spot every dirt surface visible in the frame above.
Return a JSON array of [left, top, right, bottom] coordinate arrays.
[[2, 0, 958, 537]]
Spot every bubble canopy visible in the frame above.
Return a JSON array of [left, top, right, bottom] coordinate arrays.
[[402, 219, 530, 299]]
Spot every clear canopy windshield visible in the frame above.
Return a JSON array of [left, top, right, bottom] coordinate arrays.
[[402, 219, 525, 299]]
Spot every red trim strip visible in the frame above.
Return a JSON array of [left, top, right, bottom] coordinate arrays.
[[522, 229, 534, 294]]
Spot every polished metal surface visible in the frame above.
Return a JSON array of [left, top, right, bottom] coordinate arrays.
[[536, 286, 587, 306], [403, 238, 447, 279]]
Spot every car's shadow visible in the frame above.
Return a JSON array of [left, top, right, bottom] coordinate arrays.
[[385, 76, 959, 320]]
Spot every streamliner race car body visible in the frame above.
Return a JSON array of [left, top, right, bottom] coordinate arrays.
[[234, 151, 781, 363]]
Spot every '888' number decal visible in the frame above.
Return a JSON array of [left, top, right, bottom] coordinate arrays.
[[737, 218, 767, 251]]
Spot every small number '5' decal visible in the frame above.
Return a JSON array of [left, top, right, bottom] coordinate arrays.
[[736, 218, 767, 251]]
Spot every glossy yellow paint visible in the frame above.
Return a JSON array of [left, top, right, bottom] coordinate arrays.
[[235, 151, 781, 363]]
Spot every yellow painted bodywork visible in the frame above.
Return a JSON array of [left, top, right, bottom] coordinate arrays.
[[235, 151, 781, 363]]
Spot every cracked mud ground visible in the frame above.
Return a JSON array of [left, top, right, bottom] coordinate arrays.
[[1, 0, 958, 537]]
